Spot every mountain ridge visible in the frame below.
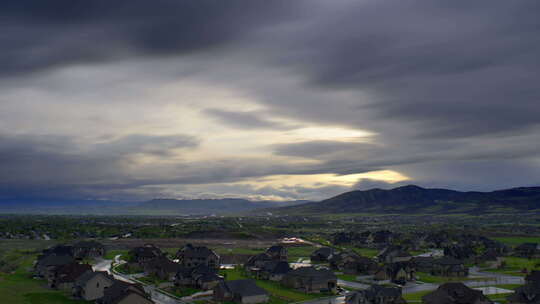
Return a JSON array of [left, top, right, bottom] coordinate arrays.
[[1, 185, 539, 215], [271, 184, 540, 215]]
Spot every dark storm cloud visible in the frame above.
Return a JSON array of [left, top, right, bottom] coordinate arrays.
[[95, 134, 199, 157], [0, 132, 344, 201], [204, 109, 298, 130], [269, 0, 540, 138], [272, 140, 366, 158], [0, 0, 303, 77], [1, 0, 539, 201], [0, 133, 198, 186]]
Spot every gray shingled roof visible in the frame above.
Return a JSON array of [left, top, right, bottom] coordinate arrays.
[[221, 279, 268, 297], [38, 254, 75, 267], [179, 244, 218, 258], [423, 282, 492, 304], [75, 270, 112, 286], [266, 245, 285, 253], [286, 266, 336, 280], [100, 279, 148, 304]]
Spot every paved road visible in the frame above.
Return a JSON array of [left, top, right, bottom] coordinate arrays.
[[466, 267, 524, 286], [301, 266, 524, 304], [93, 257, 183, 304], [298, 295, 347, 304], [402, 266, 524, 293], [337, 279, 370, 290]]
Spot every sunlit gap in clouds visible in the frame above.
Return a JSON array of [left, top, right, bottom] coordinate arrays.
[[245, 170, 409, 188]]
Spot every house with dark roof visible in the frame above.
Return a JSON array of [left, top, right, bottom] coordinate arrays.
[[422, 282, 493, 304], [377, 246, 412, 264], [96, 279, 154, 304], [41, 245, 74, 257], [213, 279, 269, 304], [328, 251, 363, 271], [482, 239, 509, 255], [266, 245, 287, 261], [143, 256, 183, 281], [35, 254, 75, 277], [333, 232, 354, 245], [411, 257, 436, 273], [311, 247, 335, 262], [281, 266, 337, 293], [175, 264, 223, 290], [431, 257, 469, 277], [72, 240, 105, 259], [345, 285, 407, 304], [444, 245, 476, 261], [526, 271, 540, 284], [257, 260, 291, 281], [369, 230, 395, 247], [129, 244, 163, 265], [475, 249, 503, 269], [506, 280, 540, 304], [245, 253, 273, 268], [374, 262, 415, 284], [47, 262, 92, 290], [342, 256, 379, 275], [514, 243, 540, 259], [72, 271, 115, 301], [176, 244, 220, 269]]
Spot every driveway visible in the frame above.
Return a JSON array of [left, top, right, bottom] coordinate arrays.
[[94, 256, 184, 304], [303, 266, 524, 304], [402, 266, 524, 295]]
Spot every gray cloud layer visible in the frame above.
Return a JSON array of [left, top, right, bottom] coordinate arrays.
[[204, 109, 298, 130], [1, 0, 539, 202]]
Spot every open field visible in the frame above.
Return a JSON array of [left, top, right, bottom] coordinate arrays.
[[485, 256, 540, 276], [0, 246, 85, 304], [493, 236, 540, 246]]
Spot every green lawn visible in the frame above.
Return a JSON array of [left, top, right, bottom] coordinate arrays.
[[488, 284, 521, 290], [114, 263, 143, 275], [493, 236, 540, 247], [219, 268, 333, 303], [485, 257, 540, 276], [403, 290, 431, 303], [287, 246, 317, 262], [165, 286, 201, 297], [137, 275, 169, 285], [336, 274, 358, 281], [0, 249, 86, 304], [103, 249, 128, 260], [416, 272, 494, 284], [354, 248, 379, 258]]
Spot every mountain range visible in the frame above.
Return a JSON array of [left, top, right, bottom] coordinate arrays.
[[271, 185, 540, 215], [0, 198, 306, 215], [135, 198, 305, 215], [1, 185, 539, 215]]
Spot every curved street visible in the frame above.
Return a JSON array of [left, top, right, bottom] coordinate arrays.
[[93, 256, 184, 304], [301, 266, 524, 304]]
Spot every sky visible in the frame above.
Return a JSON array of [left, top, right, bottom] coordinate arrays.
[[1, 0, 539, 203]]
